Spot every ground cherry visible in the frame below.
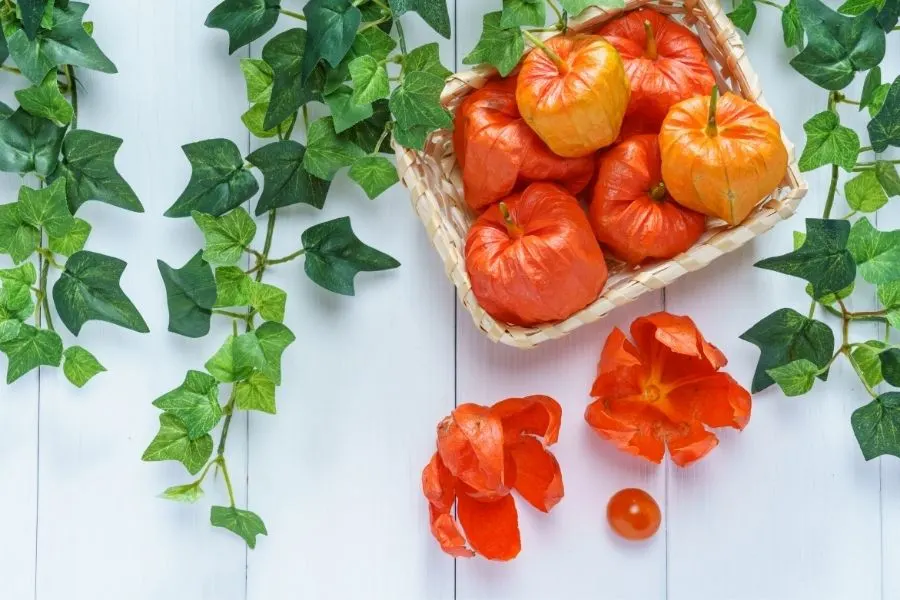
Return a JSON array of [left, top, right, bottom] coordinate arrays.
[[607, 488, 661, 540]]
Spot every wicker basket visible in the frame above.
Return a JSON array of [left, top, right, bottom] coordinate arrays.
[[394, 0, 807, 349]]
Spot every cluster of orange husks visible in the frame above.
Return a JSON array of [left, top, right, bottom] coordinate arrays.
[[423, 313, 751, 559], [457, 8, 789, 328]]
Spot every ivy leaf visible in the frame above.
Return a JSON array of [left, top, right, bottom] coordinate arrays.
[[205, 0, 280, 54], [728, 0, 758, 33], [0, 263, 36, 286], [152, 370, 222, 440], [789, 0, 885, 90], [303, 117, 365, 180], [838, 0, 882, 14], [52, 129, 143, 213], [301, 0, 361, 83], [783, 0, 805, 48], [390, 71, 452, 134], [15, 70, 73, 126], [740, 308, 835, 393], [234, 371, 277, 414], [19, 0, 50, 40], [161, 482, 204, 503], [348, 156, 399, 199], [755, 219, 856, 299], [868, 76, 900, 152], [860, 65, 882, 110], [142, 413, 213, 475], [348, 56, 390, 105], [249, 281, 286, 322], [876, 161, 900, 197], [62, 345, 105, 388], [0, 203, 40, 264], [17, 178, 76, 238], [846, 217, 900, 284], [463, 12, 524, 78], [501, 0, 546, 28], [240, 58, 273, 104], [852, 392, 900, 460], [852, 340, 888, 387], [205, 332, 266, 383], [247, 140, 331, 214], [388, 0, 451, 38], [53, 250, 149, 335], [798, 111, 860, 172], [845, 170, 888, 212], [48, 217, 90, 256], [340, 100, 394, 155], [254, 321, 295, 385], [766, 359, 820, 396], [350, 26, 396, 62], [405, 42, 452, 80], [157, 252, 216, 339], [262, 29, 326, 130], [242, 104, 286, 139], [3, 2, 116, 84], [558, 0, 621, 14], [192, 208, 256, 266], [302, 216, 400, 296], [877, 0, 899, 30], [0, 106, 65, 176], [0, 320, 21, 344], [165, 139, 259, 218], [210, 506, 267, 549], [879, 282, 900, 328], [0, 323, 62, 383], [214, 266, 252, 308], [880, 348, 900, 386], [325, 85, 374, 133], [0, 281, 35, 321]]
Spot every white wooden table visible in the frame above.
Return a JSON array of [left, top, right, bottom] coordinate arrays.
[[0, 1, 897, 599]]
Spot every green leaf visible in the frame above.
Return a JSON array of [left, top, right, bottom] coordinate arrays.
[[878, 282, 900, 328], [161, 482, 204, 503], [851, 340, 887, 387], [48, 217, 90, 256], [205, 0, 280, 54], [303, 117, 365, 180], [157, 252, 216, 339], [389, 71, 452, 134], [19, 0, 50, 40], [350, 26, 396, 62], [254, 321, 295, 385], [247, 140, 331, 214], [348, 156, 398, 199], [869, 83, 891, 117], [755, 219, 856, 299], [852, 392, 900, 460], [301, 0, 361, 83], [0, 320, 21, 344], [501, 0, 546, 28], [783, 0, 805, 47], [142, 413, 213, 475], [405, 43, 452, 80], [0, 106, 65, 176], [52, 129, 143, 213], [214, 266, 252, 308], [240, 58, 273, 104], [798, 111, 860, 172], [210, 506, 267, 549], [0, 203, 40, 263], [766, 359, 820, 396], [0, 281, 35, 322], [341, 100, 394, 155], [192, 208, 256, 266], [877, 0, 899, 30], [868, 76, 900, 153], [845, 170, 888, 212], [0, 323, 62, 383], [205, 332, 266, 383], [302, 216, 400, 296], [262, 28, 326, 130], [165, 139, 259, 218], [0, 263, 36, 286], [388, 0, 451, 37], [62, 345, 105, 388], [234, 371, 277, 413], [249, 281, 286, 322], [53, 250, 149, 335], [17, 178, 75, 237], [876, 161, 900, 197], [15, 70, 73, 126], [241, 103, 285, 139], [558, 0, 622, 14], [838, 0, 882, 14], [860, 65, 882, 110], [348, 56, 390, 105], [880, 348, 900, 386], [789, 0, 885, 90], [325, 85, 374, 133], [152, 370, 222, 439], [847, 217, 900, 284], [2, 2, 116, 84], [728, 0, 758, 33], [463, 12, 524, 77], [740, 308, 835, 393]]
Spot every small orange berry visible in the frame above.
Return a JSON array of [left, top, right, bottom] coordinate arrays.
[[607, 488, 661, 540]]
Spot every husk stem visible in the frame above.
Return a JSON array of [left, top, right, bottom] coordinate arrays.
[[643, 20, 657, 59], [498, 202, 524, 238], [522, 30, 568, 74], [706, 85, 719, 137]]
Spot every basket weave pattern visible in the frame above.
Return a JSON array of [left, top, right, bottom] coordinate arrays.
[[395, 0, 808, 349]]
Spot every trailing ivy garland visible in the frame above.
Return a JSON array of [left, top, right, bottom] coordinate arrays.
[[141, 0, 454, 548], [0, 0, 146, 387], [727, 0, 900, 458]]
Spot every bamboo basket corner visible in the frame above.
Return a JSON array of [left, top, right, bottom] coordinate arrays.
[[394, 0, 808, 350]]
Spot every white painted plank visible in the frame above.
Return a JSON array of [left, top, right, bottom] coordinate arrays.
[[455, 2, 666, 598], [34, 1, 247, 598], [244, 5, 456, 600], [664, 6, 893, 599]]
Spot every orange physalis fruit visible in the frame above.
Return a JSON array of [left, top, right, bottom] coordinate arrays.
[[607, 488, 661, 541], [585, 312, 751, 466], [423, 396, 564, 560]]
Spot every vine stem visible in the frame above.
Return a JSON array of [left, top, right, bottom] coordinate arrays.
[[0, 65, 21, 75], [280, 8, 306, 20], [756, 0, 784, 9], [547, 0, 565, 26], [39, 258, 54, 332], [857, 159, 900, 166], [66, 65, 78, 129], [266, 249, 305, 266], [395, 16, 408, 55]]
